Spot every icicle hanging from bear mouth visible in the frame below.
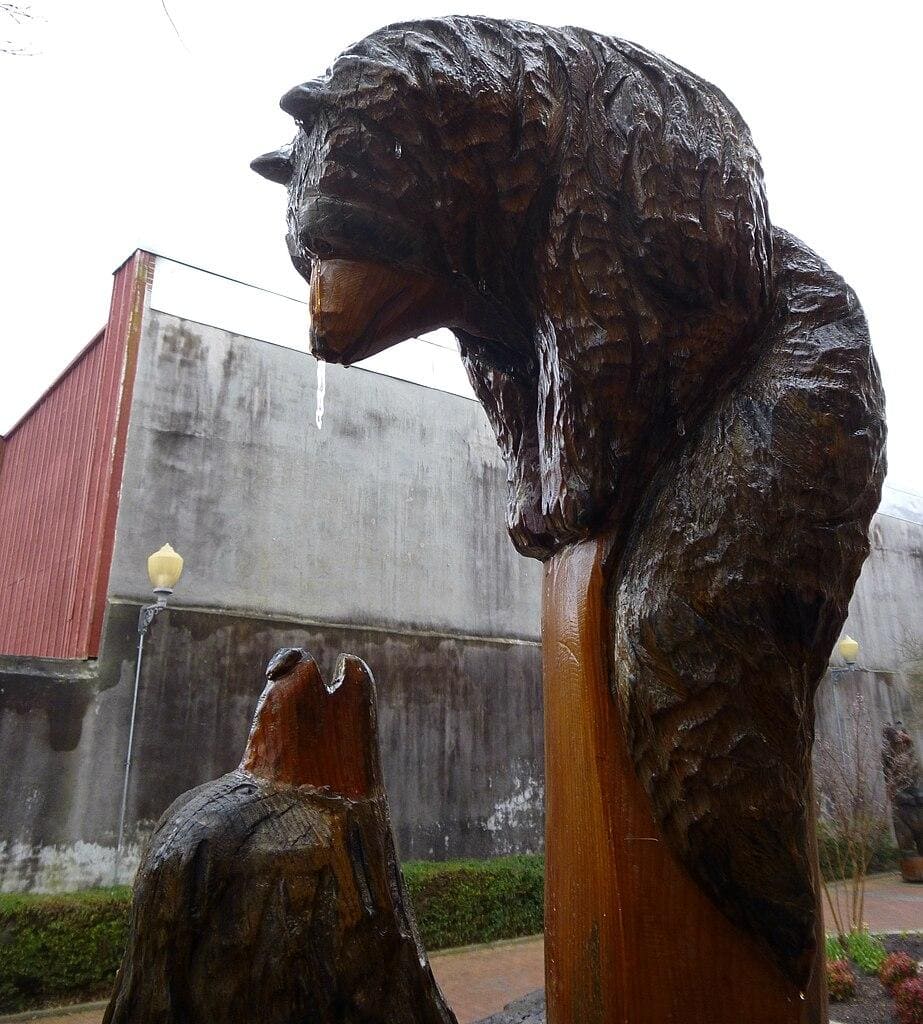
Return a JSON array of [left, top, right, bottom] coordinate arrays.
[[315, 359, 326, 429]]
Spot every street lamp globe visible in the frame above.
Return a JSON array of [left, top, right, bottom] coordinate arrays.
[[117, 542, 186, 883], [147, 544, 184, 594], [838, 634, 860, 665]]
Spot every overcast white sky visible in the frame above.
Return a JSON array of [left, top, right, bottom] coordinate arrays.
[[1, 1, 919, 494]]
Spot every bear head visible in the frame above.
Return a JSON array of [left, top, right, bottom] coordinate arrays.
[[253, 16, 775, 558]]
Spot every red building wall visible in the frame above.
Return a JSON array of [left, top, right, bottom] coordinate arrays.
[[0, 251, 152, 658]]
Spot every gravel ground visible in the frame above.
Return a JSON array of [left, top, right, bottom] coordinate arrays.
[[832, 934, 923, 1024], [477, 935, 923, 1024], [476, 990, 544, 1024]]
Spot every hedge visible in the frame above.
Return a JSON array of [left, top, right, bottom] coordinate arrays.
[[403, 854, 544, 950], [6, 838, 901, 1014], [0, 887, 130, 1013], [0, 855, 544, 1014]]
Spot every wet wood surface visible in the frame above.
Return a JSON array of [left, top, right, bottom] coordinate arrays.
[[104, 649, 456, 1024], [309, 257, 466, 365], [252, 16, 887, 1019], [542, 538, 825, 1024]]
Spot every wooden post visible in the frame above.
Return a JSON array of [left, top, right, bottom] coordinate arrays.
[[542, 538, 827, 1024]]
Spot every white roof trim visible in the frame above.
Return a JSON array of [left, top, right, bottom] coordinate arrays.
[[149, 254, 475, 400]]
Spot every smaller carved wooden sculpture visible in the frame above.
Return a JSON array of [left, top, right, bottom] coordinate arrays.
[[882, 722, 923, 882], [104, 648, 456, 1024]]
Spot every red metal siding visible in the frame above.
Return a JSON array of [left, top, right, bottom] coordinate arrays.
[[0, 251, 152, 658]]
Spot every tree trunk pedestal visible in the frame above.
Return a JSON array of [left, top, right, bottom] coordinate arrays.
[[541, 537, 827, 1024]]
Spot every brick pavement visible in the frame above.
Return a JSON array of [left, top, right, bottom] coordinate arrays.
[[431, 936, 545, 1024], [6, 873, 919, 1024], [826, 871, 923, 933]]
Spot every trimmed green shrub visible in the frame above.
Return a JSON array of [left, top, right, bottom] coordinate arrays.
[[0, 887, 131, 1013], [0, 855, 544, 1013], [846, 929, 888, 975], [826, 958, 857, 1002], [403, 854, 544, 951]]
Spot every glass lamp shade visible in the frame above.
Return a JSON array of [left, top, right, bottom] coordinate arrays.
[[838, 634, 860, 665], [148, 544, 184, 591]]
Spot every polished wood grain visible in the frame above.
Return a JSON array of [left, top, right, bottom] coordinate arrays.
[[239, 648, 377, 798], [542, 538, 826, 1024]]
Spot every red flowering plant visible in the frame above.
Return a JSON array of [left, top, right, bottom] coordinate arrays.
[[826, 958, 857, 1002], [895, 977, 923, 1024], [880, 952, 918, 994]]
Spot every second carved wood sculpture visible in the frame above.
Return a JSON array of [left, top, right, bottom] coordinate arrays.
[[105, 649, 456, 1024], [254, 17, 888, 1023]]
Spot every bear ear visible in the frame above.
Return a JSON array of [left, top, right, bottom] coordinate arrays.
[[251, 147, 293, 185], [280, 80, 325, 123]]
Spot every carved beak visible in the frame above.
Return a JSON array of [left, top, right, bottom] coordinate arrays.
[[309, 259, 464, 365]]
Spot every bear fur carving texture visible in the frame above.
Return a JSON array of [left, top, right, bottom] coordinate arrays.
[[253, 17, 886, 990]]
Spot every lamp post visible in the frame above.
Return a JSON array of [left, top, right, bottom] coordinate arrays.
[[838, 634, 860, 666], [114, 544, 184, 882], [830, 633, 860, 748]]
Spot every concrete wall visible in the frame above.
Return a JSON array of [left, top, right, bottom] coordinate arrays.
[[838, 509, 923, 676], [813, 506, 923, 820], [2, 286, 921, 891], [814, 668, 916, 819], [0, 605, 542, 891], [0, 304, 545, 891], [108, 310, 541, 639]]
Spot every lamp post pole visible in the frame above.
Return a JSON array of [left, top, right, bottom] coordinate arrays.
[[829, 634, 860, 751], [113, 545, 184, 885]]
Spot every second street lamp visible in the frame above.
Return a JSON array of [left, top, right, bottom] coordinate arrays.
[[838, 634, 860, 666], [830, 633, 860, 749]]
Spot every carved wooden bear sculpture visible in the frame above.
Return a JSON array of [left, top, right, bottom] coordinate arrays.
[[254, 17, 886, 1022]]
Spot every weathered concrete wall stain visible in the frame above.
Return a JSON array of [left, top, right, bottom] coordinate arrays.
[[0, 603, 544, 890], [0, 309, 546, 891], [485, 766, 545, 855], [109, 311, 542, 639], [1, 310, 920, 891], [814, 508, 923, 813]]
